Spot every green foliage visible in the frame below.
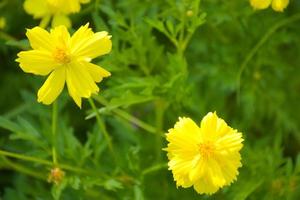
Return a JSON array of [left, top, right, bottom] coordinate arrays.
[[0, 0, 300, 199]]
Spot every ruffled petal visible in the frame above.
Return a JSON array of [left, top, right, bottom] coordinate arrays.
[[83, 62, 111, 82], [66, 62, 99, 108], [200, 112, 218, 140], [193, 176, 219, 194], [26, 27, 55, 51], [16, 50, 57, 75], [37, 67, 66, 104]]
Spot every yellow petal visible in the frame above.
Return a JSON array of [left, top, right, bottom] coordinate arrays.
[[194, 176, 219, 195], [271, 0, 289, 12], [200, 112, 218, 140], [37, 67, 66, 104], [24, 0, 49, 18], [216, 132, 244, 153], [66, 62, 99, 107], [83, 62, 111, 82], [16, 50, 57, 75], [26, 27, 55, 51], [52, 14, 71, 28], [71, 25, 112, 59], [67, 0, 81, 13], [39, 15, 51, 28], [50, 25, 71, 48], [249, 0, 271, 10], [66, 79, 82, 108], [189, 159, 205, 182], [214, 153, 241, 184]]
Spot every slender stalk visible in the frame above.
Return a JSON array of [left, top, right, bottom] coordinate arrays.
[[236, 13, 300, 103], [52, 101, 58, 166], [114, 109, 157, 134], [155, 99, 166, 162], [91, 96, 158, 135], [141, 163, 168, 176], [88, 98, 116, 160], [0, 149, 88, 174], [2, 157, 45, 180]]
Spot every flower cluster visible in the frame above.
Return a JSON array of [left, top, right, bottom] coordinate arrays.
[[13, 0, 255, 196], [24, 0, 90, 27], [165, 112, 244, 194], [249, 0, 289, 12]]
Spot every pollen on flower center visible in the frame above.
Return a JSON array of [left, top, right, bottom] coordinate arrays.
[[53, 48, 71, 64], [198, 142, 215, 159]]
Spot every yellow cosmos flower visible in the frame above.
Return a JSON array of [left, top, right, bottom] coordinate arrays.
[[23, 0, 90, 28], [249, 0, 289, 12], [16, 24, 112, 108], [165, 112, 244, 194]]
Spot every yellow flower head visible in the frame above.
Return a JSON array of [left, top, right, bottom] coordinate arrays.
[[16, 24, 112, 108], [23, 0, 90, 28], [249, 0, 289, 12], [271, 0, 289, 12], [0, 17, 6, 29], [165, 112, 244, 194], [48, 167, 65, 185]]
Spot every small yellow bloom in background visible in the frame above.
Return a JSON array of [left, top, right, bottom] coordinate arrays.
[[0, 17, 6, 30], [165, 112, 244, 195], [23, 0, 90, 28], [249, 0, 289, 12], [271, 0, 289, 12], [48, 167, 65, 185], [16, 24, 112, 108], [250, 0, 272, 10]]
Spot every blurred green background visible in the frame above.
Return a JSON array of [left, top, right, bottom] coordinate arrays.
[[0, 0, 300, 199]]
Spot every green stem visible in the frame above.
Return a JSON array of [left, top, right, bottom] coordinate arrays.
[[155, 99, 167, 162], [2, 157, 45, 180], [236, 13, 300, 103], [52, 101, 58, 165], [95, 0, 100, 12], [141, 163, 168, 176], [0, 149, 87, 174], [92, 96, 158, 135], [88, 98, 116, 160], [115, 109, 157, 134]]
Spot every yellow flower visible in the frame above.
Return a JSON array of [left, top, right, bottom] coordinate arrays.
[[16, 24, 112, 108], [271, 0, 289, 12], [165, 112, 244, 194], [250, 0, 272, 10], [0, 17, 6, 29], [23, 0, 90, 28], [249, 0, 289, 12], [48, 167, 65, 185]]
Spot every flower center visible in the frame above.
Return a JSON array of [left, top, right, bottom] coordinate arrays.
[[198, 142, 215, 159], [53, 48, 71, 64]]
